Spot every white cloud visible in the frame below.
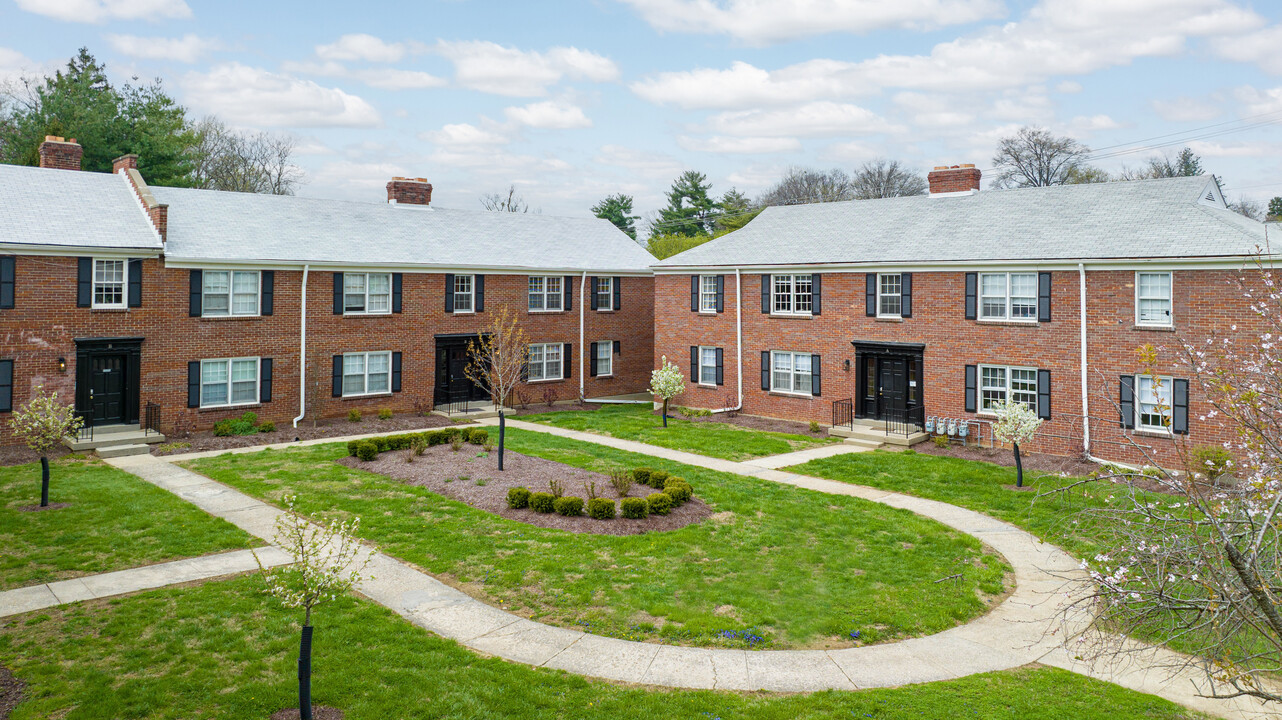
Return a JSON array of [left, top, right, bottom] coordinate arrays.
[[619, 0, 1005, 44], [309, 160, 413, 194], [1233, 85, 1282, 116], [892, 92, 977, 128], [630, 60, 870, 110], [15, 0, 190, 23], [1056, 80, 1083, 93], [1187, 139, 1280, 158], [677, 135, 801, 153], [593, 145, 686, 179], [421, 123, 510, 148], [1066, 113, 1122, 134], [316, 34, 407, 63], [1151, 96, 1222, 122], [0, 47, 41, 85], [504, 100, 592, 129], [1211, 24, 1282, 73], [105, 33, 221, 63], [182, 63, 381, 128], [435, 41, 618, 96], [823, 140, 881, 164], [707, 101, 900, 137], [282, 60, 447, 91]]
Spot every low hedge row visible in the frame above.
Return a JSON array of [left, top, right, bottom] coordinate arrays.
[[348, 427, 490, 460], [504, 467, 696, 521]]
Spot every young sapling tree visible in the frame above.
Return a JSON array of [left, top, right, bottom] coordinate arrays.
[[9, 386, 83, 507], [990, 397, 1043, 488], [650, 356, 685, 428], [465, 305, 528, 470]]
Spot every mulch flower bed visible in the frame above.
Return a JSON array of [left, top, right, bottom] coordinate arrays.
[[915, 440, 1102, 477], [153, 413, 463, 456], [681, 410, 827, 437], [509, 401, 606, 416], [17, 502, 71, 512], [269, 707, 343, 720], [339, 443, 712, 535], [0, 665, 24, 720]]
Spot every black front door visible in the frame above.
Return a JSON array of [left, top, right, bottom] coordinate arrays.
[[434, 336, 489, 406], [75, 337, 143, 426], [90, 353, 127, 424], [878, 357, 907, 415], [853, 341, 925, 422]]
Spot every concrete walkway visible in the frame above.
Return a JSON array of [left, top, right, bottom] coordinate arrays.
[[740, 441, 871, 469], [115, 423, 1272, 718]]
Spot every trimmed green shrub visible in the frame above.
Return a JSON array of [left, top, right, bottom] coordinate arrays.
[[212, 412, 258, 436], [649, 470, 670, 488], [632, 467, 654, 486], [1192, 445, 1233, 480], [346, 440, 362, 456], [587, 497, 616, 520], [528, 492, 555, 513], [348, 409, 362, 423], [620, 497, 648, 519], [646, 492, 673, 515], [355, 441, 379, 462], [664, 479, 693, 505], [554, 496, 584, 517], [467, 428, 489, 445], [378, 408, 393, 420], [507, 487, 531, 509], [426, 429, 451, 446], [258, 421, 276, 433]]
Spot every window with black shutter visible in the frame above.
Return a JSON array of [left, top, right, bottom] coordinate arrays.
[[810, 354, 821, 396], [901, 272, 913, 318], [127, 258, 142, 307], [1172, 378, 1189, 435], [77, 257, 92, 308], [188, 361, 201, 408], [333, 272, 344, 314], [1119, 375, 1135, 429], [0, 359, 13, 412], [715, 348, 724, 386], [1037, 369, 1051, 420], [189, 269, 203, 317], [261, 271, 274, 316], [810, 274, 821, 315], [964, 365, 977, 413], [865, 273, 876, 317], [760, 350, 769, 390], [392, 273, 403, 313], [690, 276, 699, 312], [761, 274, 771, 314], [964, 272, 977, 320], [332, 355, 343, 397], [0, 256, 15, 310], [392, 351, 402, 392], [1038, 272, 1052, 322], [259, 358, 273, 403]]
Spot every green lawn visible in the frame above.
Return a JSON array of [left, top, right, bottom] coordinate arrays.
[[0, 455, 259, 591], [0, 575, 1212, 720], [519, 403, 836, 461], [183, 430, 1008, 649]]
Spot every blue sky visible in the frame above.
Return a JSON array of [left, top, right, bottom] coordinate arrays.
[[2, 0, 1281, 223]]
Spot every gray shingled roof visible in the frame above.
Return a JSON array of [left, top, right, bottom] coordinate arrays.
[[0, 163, 161, 251], [152, 186, 655, 272], [655, 175, 1268, 268]]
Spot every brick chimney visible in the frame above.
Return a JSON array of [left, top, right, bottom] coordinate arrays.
[[928, 164, 981, 195], [113, 153, 168, 243], [112, 154, 139, 174], [387, 177, 433, 206], [38, 136, 83, 171]]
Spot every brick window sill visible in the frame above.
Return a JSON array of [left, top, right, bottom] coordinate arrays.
[[197, 403, 262, 414], [768, 313, 813, 320], [768, 391, 817, 399], [975, 319, 1039, 327], [199, 315, 264, 322], [343, 313, 396, 319], [1132, 325, 1175, 333], [693, 383, 722, 390], [1133, 429, 1174, 439], [90, 308, 130, 314], [340, 393, 393, 401], [527, 378, 568, 385], [875, 316, 904, 323]]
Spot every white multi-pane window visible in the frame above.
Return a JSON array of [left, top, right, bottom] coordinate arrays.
[[979, 365, 1038, 413], [1136, 272, 1173, 326], [772, 274, 813, 315], [699, 275, 718, 313], [203, 270, 260, 316], [528, 343, 562, 381], [979, 272, 1037, 321], [595, 341, 613, 376], [1136, 374, 1173, 431], [344, 273, 391, 314], [878, 273, 902, 317], [93, 259, 126, 308], [200, 357, 259, 408], [342, 351, 391, 396], [528, 276, 563, 312], [595, 277, 613, 311], [771, 351, 812, 395], [699, 346, 718, 385], [453, 274, 474, 313]]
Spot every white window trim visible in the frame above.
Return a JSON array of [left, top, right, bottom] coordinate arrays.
[[771, 274, 813, 317], [453, 274, 476, 315], [595, 340, 614, 378], [341, 351, 392, 397], [976, 364, 1039, 417], [978, 272, 1038, 324], [595, 277, 614, 312], [202, 269, 261, 318], [1135, 271, 1174, 328], [527, 276, 564, 313], [343, 272, 393, 316], [527, 342, 563, 383], [769, 350, 814, 397], [877, 273, 902, 319], [199, 356, 260, 409], [698, 345, 718, 387], [1135, 373, 1174, 434], [698, 275, 718, 314], [91, 257, 128, 310]]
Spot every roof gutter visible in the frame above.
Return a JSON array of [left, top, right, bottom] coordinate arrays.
[[578, 271, 587, 402], [292, 264, 310, 429]]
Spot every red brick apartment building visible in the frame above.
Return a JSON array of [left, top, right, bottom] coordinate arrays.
[[0, 138, 655, 444], [652, 165, 1271, 467]]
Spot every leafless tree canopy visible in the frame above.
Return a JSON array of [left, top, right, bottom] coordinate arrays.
[[991, 126, 1092, 188], [188, 117, 303, 195], [1230, 198, 1265, 222], [757, 167, 854, 206], [851, 159, 928, 199], [481, 184, 537, 213]]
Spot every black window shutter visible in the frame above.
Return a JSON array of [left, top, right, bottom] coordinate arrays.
[[1038, 272, 1052, 322], [811, 354, 821, 396], [1172, 378, 1189, 434], [964, 272, 977, 320], [761, 274, 771, 314], [392, 273, 403, 313], [964, 365, 977, 413], [260, 358, 273, 403], [715, 348, 724, 386], [810, 274, 821, 315], [564, 275, 573, 311], [187, 361, 200, 408], [475, 275, 485, 312], [716, 275, 724, 313], [589, 276, 598, 310], [1119, 375, 1135, 429], [613, 276, 621, 311], [127, 258, 142, 307], [591, 342, 600, 377], [189, 269, 202, 317], [333, 272, 344, 314], [613, 340, 620, 356], [901, 273, 913, 318], [444, 273, 454, 312], [77, 257, 92, 307], [1037, 369, 1051, 420], [690, 276, 699, 312], [332, 355, 343, 397], [0, 359, 11, 411], [563, 343, 572, 379], [261, 271, 274, 316], [0, 257, 13, 310], [392, 352, 402, 392], [689, 346, 697, 380], [761, 350, 770, 390], [865, 273, 876, 317]]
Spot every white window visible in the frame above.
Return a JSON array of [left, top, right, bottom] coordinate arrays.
[[1136, 374, 1173, 432], [699, 275, 718, 313], [528, 276, 563, 312], [770, 351, 812, 395], [342, 351, 391, 396], [203, 270, 260, 317], [878, 273, 902, 317], [92, 258, 126, 309], [453, 274, 474, 313], [528, 343, 562, 382], [699, 346, 718, 386], [979, 272, 1037, 321], [595, 341, 613, 377], [344, 273, 391, 315], [979, 364, 1038, 413], [200, 357, 259, 408], [595, 277, 613, 311], [772, 274, 813, 315], [1136, 272, 1173, 326]]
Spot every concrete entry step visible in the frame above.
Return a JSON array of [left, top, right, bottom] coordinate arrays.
[[829, 425, 929, 447], [65, 428, 166, 452], [96, 443, 151, 458]]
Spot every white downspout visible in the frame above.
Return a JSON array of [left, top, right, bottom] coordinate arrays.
[[710, 269, 744, 414], [1078, 262, 1100, 461], [292, 264, 309, 428], [579, 271, 587, 402]]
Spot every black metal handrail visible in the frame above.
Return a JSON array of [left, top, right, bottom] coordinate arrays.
[[445, 386, 472, 416], [142, 402, 161, 436], [884, 405, 925, 437], [75, 410, 93, 442], [832, 398, 854, 431]]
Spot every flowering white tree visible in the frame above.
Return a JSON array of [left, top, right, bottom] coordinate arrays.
[[650, 356, 685, 428], [465, 305, 527, 470], [254, 496, 375, 720], [991, 397, 1043, 488], [9, 386, 83, 508]]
